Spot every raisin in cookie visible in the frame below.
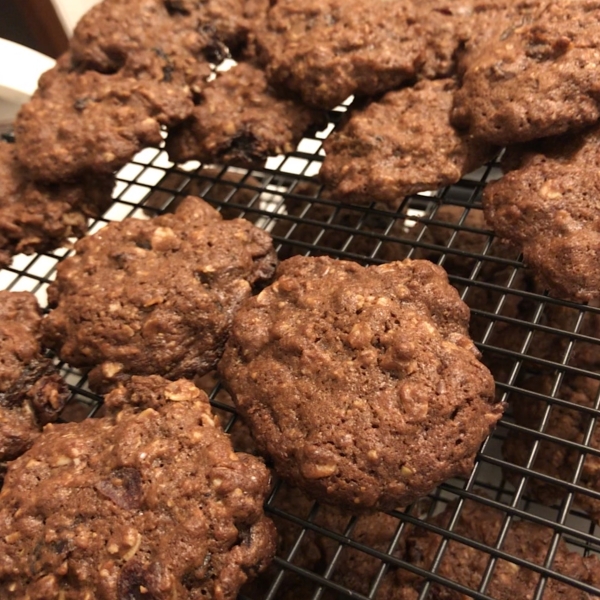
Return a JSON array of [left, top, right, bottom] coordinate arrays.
[[166, 61, 325, 167], [0, 291, 68, 463], [0, 375, 276, 599], [219, 256, 500, 511], [0, 142, 114, 266], [483, 125, 600, 302], [320, 79, 496, 208], [42, 195, 277, 392]]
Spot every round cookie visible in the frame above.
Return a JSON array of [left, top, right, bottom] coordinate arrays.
[[0, 291, 68, 464], [320, 79, 496, 208], [0, 142, 114, 267], [42, 195, 277, 392], [483, 125, 600, 303], [219, 255, 501, 511], [0, 375, 276, 599]]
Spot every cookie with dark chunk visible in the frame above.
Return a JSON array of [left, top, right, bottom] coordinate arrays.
[[0, 375, 276, 599], [483, 125, 600, 302], [219, 255, 500, 511], [41, 195, 277, 392], [14, 63, 193, 182], [0, 291, 68, 463], [452, 0, 600, 145], [254, 0, 424, 109], [70, 0, 212, 88], [0, 142, 114, 266], [390, 498, 600, 599], [503, 374, 600, 525], [166, 62, 325, 167], [320, 79, 496, 208]]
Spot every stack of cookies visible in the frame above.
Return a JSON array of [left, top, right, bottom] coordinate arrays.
[[0, 0, 599, 598]]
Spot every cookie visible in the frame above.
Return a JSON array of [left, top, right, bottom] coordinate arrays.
[[254, 0, 424, 109], [41, 195, 277, 392], [165, 62, 325, 167], [219, 255, 500, 511], [0, 142, 114, 266], [0, 375, 276, 599], [391, 498, 600, 599], [452, 1, 600, 145], [503, 374, 600, 524], [71, 0, 214, 87], [0, 291, 68, 463], [320, 79, 496, 208], [14, 62, 193, 182], [483, 125, 600, 302]]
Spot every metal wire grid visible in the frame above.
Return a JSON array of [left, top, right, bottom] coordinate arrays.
[[1, 119, 600, 599]]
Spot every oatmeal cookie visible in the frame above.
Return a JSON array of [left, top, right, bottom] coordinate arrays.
[[320, 79, 496, 208], [0, 291, 68, 463], [71, 0, 213, 88], [452, 0, 600, 145], [219, 256, 500, 511], [483, 125, 600, 302], [14, 63, 193, 182], [166, 62, 325, 167], [254, 0, 424, 109], [390, 498, 600, 599], [41, 195, 277, 393], [0, 375, 276, 599], [0, 142, 114, 266], [503, 374, 600, 525]]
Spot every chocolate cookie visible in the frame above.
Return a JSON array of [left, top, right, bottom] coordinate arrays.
[[14, 62, 193, 182], [483, 125, 600, 302], [0, 291, 68, 463], [391, 498, 600, 599], [254, 0, 424, 109], [0, 375, 276, 599], [503, 374, 600, 524], [166, 62, 324, 166], [41, 195, 277, 392], [0, 142, 114, 266], [320, 79, 496, 208], [70, 0, 213, 88], [219, 255, 500, 511], [452, 1, 600, 145]]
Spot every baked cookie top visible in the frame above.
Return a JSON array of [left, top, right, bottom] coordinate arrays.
[[165, 62, 324, 167], [392, 498, 600, 599], [0, 375, 276, 599], [0, 142, 114, 267], [219, 255, 500, 511], [0, 291, 68, 463], [483, 125, 600, 303], [41, 195, 277, 392], [254, 0, 424, 108], [14, 61, 193, 182], [70, 0, 214, 87], [320, 79, 496, 208], [452, 0, 600, 145]]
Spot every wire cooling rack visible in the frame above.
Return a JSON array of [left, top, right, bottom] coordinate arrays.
[[2, 110, 600, 599]]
